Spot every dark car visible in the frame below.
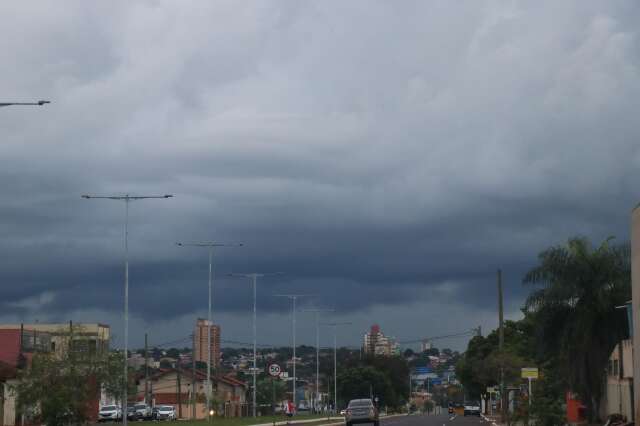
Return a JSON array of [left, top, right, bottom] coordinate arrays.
[[126, 406, 137, 421], [345, 399, 379, 426]]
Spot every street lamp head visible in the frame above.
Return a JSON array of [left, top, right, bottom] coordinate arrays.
[[176, 242, 183, 246], [163, 194, 173, 198], [37, 100, 51, 105], [81, 195, 91, 199]]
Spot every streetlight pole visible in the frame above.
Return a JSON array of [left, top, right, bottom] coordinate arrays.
[[0, 100, 50, 107], [82, 194, 173, 426], [229, 273, 282, 418], [321, 322, 351, 414], [275, 294, 312, 415], [177, 242, 242, 422], [301, 308, 334, 413]]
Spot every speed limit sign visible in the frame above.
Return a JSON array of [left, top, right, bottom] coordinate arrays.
[[268, 364, 281, 377]]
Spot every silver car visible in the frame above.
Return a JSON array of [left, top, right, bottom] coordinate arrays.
[[345, 399, 379, 426], [98, 405, 122, 422]]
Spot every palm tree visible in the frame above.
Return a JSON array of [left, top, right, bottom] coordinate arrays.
[[524, 237, 630, 422]]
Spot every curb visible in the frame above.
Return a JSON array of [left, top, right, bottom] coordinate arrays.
[[480, 414, 499, 426], [249, 418, 343, 426]]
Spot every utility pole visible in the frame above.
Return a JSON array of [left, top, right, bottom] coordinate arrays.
[[301, 308, 334, 413], [229, 272, 282, 417], [275, 294, 313, 414], [498, 269, 506, 423], [192, 334, 196, 420], [144, 333, 149, 404], [82, 193, 173, 426], [177, 363, 182, 419], [321, 322, 351, 414], [177, 241, 242, 422]]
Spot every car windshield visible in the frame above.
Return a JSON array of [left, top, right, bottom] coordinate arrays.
[[159, 406, 173, 411], [135, 404, 146, 409], [349, 400, 372, 407], [101, 406, 117, 411]]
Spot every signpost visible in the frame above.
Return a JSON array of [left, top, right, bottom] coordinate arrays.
[[521, 368, 539, 406], [269, 364, 282, 377]]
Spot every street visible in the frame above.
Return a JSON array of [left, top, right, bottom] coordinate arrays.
[[381, 414, 487, 426]]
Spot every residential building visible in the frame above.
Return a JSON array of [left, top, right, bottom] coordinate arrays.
[[0, 323, 109, 357], [193, 319, 221, 368], [0, 323, 109, 426], [363, 325, 399, 356], [0, 328, 53, 426], [421, 340, 432, 352], [138, 368, 246, 419], [602, 339, 633, 421]]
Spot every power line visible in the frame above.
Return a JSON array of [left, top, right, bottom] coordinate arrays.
[[398, 327, 480, 345]]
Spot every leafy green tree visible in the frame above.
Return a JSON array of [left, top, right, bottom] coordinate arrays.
[[337, 366, 392, 409], [256, 377, 287, 412], [524, 237, 630, 422], [14, 329, 124, 426]]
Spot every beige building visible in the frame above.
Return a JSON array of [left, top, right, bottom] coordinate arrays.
[[193, 319, 220, 368], [363, 324, 399, 356], [602, 339, 633, 421], [0, 323, 110, 357], [138, 368, 246, 418]]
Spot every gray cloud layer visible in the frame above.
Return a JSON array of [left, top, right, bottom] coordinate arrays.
[[1, 1, 639, 349]]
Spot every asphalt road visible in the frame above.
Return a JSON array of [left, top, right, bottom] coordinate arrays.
[[380, 414, 488, 426]]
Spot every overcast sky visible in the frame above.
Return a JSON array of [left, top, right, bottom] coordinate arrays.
[[1, 1, 639, 352]]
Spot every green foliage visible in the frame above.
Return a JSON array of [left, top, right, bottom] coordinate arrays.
[[529, 374, 565, 426], [524, 236, 630, 422], [337, 366, 392, 409], [456, 318, 535, 399], [14, 328, 124, 426], [255, 377, 287, 408], [335, 355, 409, 410]]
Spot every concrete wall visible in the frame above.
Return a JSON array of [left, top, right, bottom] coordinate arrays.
[[631, 206, 640, 421], [603, 380, 633, 422], [2, 381, 17, 426]]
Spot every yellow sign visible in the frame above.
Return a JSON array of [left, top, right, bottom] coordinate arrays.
[[521, 368, 539, 379]]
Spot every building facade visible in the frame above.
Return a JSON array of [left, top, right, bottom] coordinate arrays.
[[193, 319, 221, 368], [0, 323, 109, 358], [363, 324, 399, 356], [602, 339, 633, 422], [138, 368, 246, 419]]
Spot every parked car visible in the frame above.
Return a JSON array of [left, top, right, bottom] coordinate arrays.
[[345, 399, 379, 426], [134, 403, 153, 420], [125, 406, 136, 420], [155, 406, 177, 421], [98, 405, 122, 422], [463, 401, 481, 416]]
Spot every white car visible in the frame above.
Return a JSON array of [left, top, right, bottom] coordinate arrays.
[[463, 402, 480, 416], [98, 405, 122, 422], [134, 403, 153, 420], [155, 405, 177, 421]]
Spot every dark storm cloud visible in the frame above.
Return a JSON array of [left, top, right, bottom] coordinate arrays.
[[2, 1, 640, 347]]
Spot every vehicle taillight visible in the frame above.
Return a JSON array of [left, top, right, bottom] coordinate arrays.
[[346, 409, 351, 416]]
